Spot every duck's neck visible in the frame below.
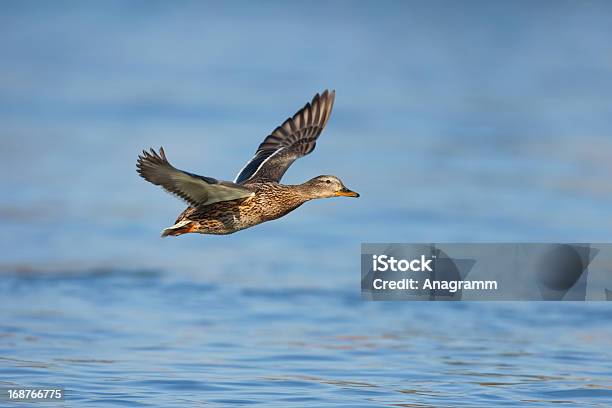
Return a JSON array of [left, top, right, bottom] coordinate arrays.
[[291, 182, 322, 201]]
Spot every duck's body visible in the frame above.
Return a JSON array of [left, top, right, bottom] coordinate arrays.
[[166, 183, 307, 236], [137, 90, 358, 237]]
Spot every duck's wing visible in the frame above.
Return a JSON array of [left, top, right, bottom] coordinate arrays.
[[137, 147, 254, 208], [234, 90, 335, 184]]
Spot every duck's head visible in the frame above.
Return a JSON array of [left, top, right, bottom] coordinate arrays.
[[303, 175, 360, 199]]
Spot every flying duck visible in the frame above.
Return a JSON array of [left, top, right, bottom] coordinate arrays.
[[136, 90, 358, 237]]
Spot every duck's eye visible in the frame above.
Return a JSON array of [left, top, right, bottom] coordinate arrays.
[[325, 180, 331, 184]]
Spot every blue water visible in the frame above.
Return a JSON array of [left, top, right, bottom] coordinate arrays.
[[1, 1, 612, 406]]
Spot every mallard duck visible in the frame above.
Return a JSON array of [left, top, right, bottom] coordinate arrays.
[[136, 90, 358, 237]]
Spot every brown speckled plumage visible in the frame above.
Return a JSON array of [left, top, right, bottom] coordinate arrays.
[[173, 183, 309, 235], [136, 90, 359, 237]]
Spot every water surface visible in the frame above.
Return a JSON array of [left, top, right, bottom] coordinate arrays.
[[1, 1, 612, 406]]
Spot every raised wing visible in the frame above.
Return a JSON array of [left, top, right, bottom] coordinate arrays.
[[234, 90, 335, 184], [137, 147, 254, 208]]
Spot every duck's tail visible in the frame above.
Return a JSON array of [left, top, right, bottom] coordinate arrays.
[[161, 220, 196, 237]]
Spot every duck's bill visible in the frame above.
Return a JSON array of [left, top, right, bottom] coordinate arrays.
[[335, 188, 360, 198]]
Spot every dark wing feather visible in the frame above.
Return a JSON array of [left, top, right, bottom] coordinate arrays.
[[234, 90, 335, 184], [137, 147, 254, 208]]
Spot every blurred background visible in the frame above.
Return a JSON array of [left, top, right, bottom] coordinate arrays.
[[1, 1, 611, 406]]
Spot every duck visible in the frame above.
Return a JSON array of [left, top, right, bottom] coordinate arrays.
[[136, 90, 358, 237]]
